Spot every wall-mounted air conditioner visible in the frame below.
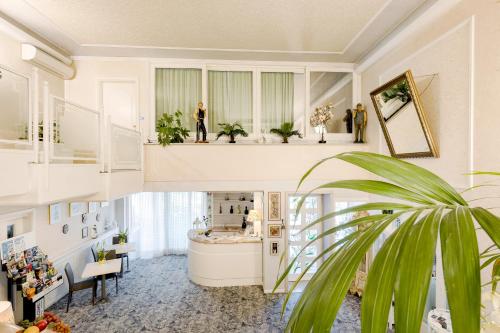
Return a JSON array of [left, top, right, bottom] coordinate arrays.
[[21, 43, 75, 79]]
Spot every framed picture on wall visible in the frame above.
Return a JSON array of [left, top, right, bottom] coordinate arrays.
[[270, 241, 279, 256], [268, 224, 282, 238], [81, 226, 88, 239], [268, 192, 281, 221], [88, 202, 99, 213], [69, 202, 86, 217], [49, 203, 63, 224]]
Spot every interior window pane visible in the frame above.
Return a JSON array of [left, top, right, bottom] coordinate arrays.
[[208, 71, 253, 133], [155, 68, 202, 131], [261, 72, 294, 132]]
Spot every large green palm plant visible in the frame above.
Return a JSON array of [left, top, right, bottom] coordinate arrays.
[[275, 151, 500, 333]]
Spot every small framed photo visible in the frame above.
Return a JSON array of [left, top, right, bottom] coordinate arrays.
[[81, 226, 88, 239], [88, 202, 99, 213], [268, 224, 282, 238], [268, 192, 281, 221], [49, 203, 63, 225], [270, 241, 279, 256], [69, 202, 86, 217]]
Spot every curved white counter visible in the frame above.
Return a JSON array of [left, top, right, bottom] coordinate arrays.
[[187, 229, 263, 287]]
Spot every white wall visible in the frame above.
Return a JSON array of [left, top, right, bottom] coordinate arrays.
[[359, 0, 500, 290]]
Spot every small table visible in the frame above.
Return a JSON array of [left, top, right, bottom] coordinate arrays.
[[81, 259, 122, 301], [106, 243, 135, 274], [107, 242, 136, 255]]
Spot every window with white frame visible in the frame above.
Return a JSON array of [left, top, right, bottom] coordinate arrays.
[[155, 68, 202, 131], [208, 70, 253, 133]]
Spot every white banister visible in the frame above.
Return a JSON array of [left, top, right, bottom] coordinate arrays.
[[32, 68, 39, 163]]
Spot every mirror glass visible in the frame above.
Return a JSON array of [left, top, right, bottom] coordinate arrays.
[[309, 72, 353, 134], [370, 70, 438, 158]]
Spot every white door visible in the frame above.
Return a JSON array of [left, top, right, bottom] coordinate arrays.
[[287, 194, 323, 282], [100, 80, 138, 129]]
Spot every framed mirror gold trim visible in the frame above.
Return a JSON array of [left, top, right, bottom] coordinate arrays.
[[370, 70, 438, 158]]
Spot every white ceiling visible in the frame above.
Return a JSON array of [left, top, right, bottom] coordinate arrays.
[[0, 0, 430, 62]]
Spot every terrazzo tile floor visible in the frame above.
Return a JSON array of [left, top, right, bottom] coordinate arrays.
[[49, 255, 361, 332]]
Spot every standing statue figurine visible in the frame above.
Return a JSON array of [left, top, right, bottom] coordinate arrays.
[[343, 109, 353, 133], [352, 103, 367, 143], [193, 101, 208, 143]]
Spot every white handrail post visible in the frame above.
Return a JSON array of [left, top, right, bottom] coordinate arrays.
[[42, 81, 49, 166], [98, 105, 105, 172], [32, 68, 39, 163], [107, 115, 112, 173]]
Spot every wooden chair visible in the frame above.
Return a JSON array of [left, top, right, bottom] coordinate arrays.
[[64, 263, 97, 312]]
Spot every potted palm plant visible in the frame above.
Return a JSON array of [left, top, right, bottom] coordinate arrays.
[[118, 229, 128, 245], [275, 152, 499, 333], [216, 122, 248, 143], [270, 122, 302, 143]]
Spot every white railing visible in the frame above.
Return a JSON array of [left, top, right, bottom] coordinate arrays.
[[43, 83, 101, 163], [108, 122, 142, 171], [0, 65, 32, 149]]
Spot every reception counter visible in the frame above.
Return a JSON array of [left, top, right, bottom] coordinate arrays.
[[187, 228, 263, 287]]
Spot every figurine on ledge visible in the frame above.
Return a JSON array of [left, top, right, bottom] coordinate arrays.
[[353, 103, 367, 143], [193, 101, 208, 143]]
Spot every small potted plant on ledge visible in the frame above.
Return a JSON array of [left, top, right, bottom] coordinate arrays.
[[216, 122, 248, 143], [270, 122, 303, 143], [156, 110, 190, 146]]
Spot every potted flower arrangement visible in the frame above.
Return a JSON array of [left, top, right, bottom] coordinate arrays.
[[270, 122, 302, 143], [310, 103, 334, 143], [216, 122, 248, 143], [156, 110, 190, 146], [118, 229, 128, 245], [96, 242, 107, 264]]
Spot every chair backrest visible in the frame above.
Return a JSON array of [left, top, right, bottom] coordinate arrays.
[[64, 263, 74, 290], [91, 246, 98, 262], [112, 236, 119, 245], [105, 249, 117, 260]]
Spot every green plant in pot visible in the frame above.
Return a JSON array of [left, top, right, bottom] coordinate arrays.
[[118, 229, 128, 245], [156, 111, 190, 146], [216, 122, 248, 143], [275, 151, 499, 333], [270, 122, 302, 143], [96, 242, 107, 264]]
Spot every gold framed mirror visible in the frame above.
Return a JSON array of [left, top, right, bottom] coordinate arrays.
[[370, 70, 438, 158]]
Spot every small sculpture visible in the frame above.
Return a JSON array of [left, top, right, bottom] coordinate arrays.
[[352, 103, 367, 143], [342, 109, 353, 133], [193, 101, 208, 143]]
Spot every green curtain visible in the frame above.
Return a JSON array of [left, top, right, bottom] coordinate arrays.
[[208, 71, 253, 132], [155, 68, 202, 131], [261, 72, 294, 132]]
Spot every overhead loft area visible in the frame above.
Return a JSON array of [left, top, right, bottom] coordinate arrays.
[[0, 65, 143, 206]]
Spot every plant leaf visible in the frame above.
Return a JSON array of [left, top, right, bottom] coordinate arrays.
[[361, 211, 421, 333], [394, 209, 442, 333], [470, 207, 500, 248], [440, 208, 480, 333], [286, 214, 399, 332]]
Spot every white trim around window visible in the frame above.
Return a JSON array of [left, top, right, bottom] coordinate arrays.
[[149, 61, 358, 143]]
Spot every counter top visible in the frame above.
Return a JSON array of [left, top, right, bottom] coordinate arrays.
[[188, 228, 262, 244]]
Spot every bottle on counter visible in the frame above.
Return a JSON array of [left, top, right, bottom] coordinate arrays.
[[242, 216, 247, 229], [230, 205, 234, 214], [219, 203, 222, 214], [244, 206, 249, 215]]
